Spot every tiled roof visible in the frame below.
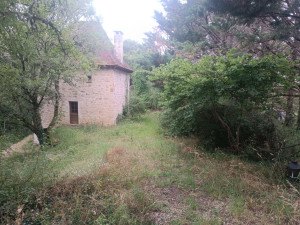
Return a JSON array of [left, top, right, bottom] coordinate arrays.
[[77, 21, 133, 73], [95, 49, 133, 73]]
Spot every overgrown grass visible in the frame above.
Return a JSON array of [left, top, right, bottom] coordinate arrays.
[[0, 112, 299, 224]]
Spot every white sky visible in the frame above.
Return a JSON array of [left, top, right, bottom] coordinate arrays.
[[93, 0, 164, 43]]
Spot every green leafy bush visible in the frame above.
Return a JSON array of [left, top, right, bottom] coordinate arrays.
[[131, 70, 161, 110], [122, 70, 162, 119], [151, 52, 299, 161], [123, 94, 147, 119]]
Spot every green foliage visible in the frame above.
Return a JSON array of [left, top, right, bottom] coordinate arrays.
[[124, 39, 172, 71], [0, 148, 54, 222], [132, 70, 161, 108], [152, 53, 292, 109], [122, 39, 171, 119], [0, 115, 31, 151], [154, 0, 242, 58], [122, 71, 162, 119], [205, 0, 300, 67], [151, 52, 297, 160], [206, 0, 280, 18], [155, 0, 300, 73], [123, 94, 147, 119], [155, 0, 208, 43]]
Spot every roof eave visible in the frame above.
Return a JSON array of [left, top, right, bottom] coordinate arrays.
[[98, 64, 134, 73]]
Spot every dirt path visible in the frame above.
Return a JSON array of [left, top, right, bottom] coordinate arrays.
[[1, 135, 33, 158]]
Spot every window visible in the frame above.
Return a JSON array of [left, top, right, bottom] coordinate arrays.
[[70, 102, 78, 113]]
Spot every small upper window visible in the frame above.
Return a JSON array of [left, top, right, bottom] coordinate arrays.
[[87, 75, 92, 83]]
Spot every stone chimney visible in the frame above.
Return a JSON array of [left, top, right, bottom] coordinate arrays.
[[114, 31, 123, 63]]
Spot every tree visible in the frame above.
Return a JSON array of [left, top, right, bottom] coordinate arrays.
[[0, 0, 94, 146], [154, 0, 242, 58], [206, 0, 300, 127], [156, 0, 300, 55], [155, 0, 300, 127]]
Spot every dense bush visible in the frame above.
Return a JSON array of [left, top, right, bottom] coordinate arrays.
[[123, 94, 147, 119], [151, 52, 299, 161], [161, 104, 300, 161], [122, 70, 161, 119], [131, 70, 161, 110]]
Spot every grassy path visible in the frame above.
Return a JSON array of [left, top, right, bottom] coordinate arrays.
[[0, 112, 299, 224]]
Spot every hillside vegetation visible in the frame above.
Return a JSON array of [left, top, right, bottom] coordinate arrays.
[[0, 113, 299, 224]]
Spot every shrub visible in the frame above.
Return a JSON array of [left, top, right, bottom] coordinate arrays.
[[160, 102, 300, 162], [122, 70, 162, 119], [151, 52, 298, 162], [123, 94, 147, 119]]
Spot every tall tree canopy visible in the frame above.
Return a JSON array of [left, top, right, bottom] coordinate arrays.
[[0, 0, 95, 145], [155, 0, 300, 126], [206, 0, 300, 126], [154, 0, 241, 57], [155, 0, 300, 57], [206, 0, 300, 57]]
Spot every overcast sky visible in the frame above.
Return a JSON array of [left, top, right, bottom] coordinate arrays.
[[93, 0, 164, 43]]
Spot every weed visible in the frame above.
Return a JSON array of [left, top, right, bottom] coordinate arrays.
[[192, 215, 221, 225], [179, 175, 196, 189], [229, 197, 247, 217], [185, 197, 198, 210]]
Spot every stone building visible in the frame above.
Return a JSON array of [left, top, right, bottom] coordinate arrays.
[[40, 24, 133, 129]]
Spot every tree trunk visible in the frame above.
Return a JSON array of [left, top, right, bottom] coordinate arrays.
[[297, 93, 300, 130], [33, 124, 46, 146], [34, 128, 46, 146], [214, 110, 240, 152], [32, 104, 48, 146], [45, 80, 60, 139]]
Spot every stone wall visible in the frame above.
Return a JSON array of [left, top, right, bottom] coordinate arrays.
[[41, 68, 130, 127], [114, 69, 130, 120]]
